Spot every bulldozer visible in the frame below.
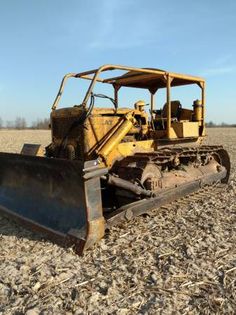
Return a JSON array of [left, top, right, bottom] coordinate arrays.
[[0, 65, 230, 254]]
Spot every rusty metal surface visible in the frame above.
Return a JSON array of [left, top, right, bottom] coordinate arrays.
[[0, 153, 107, 255], [50, 105, 150, 166], [105, 167, 227, 228], [106, 145, 230, 224], [112, 145, 226, 182]]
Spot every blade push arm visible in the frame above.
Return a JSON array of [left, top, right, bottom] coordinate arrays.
[[96, 112, 136, 166]]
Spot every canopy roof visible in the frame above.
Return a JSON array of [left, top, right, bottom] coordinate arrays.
[[107, 70, 204, 91], [76, 65, 205, 91]]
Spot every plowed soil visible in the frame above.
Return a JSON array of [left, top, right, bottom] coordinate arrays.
[[0, 128, 235, 315]]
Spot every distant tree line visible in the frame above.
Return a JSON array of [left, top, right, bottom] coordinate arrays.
[[206, 121, 236, 128], [31, 118, 50, 129], [0, 117, 50, 129], [0, 117, 235, 129]]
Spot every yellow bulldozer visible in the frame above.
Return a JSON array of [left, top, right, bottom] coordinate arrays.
[[0, 65, 230, 254]]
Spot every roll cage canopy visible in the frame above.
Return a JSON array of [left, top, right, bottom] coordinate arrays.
[[51, 65, 205, 139], [52, 64, 205, 110]]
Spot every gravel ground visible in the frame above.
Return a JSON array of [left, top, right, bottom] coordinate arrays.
[[0, 128, 235, 315]]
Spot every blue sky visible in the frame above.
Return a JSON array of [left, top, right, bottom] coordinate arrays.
[[0, 0, 235, 125]]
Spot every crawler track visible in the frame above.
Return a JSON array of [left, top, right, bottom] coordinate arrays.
[[105, 146, 230, 227], [106, 182, 227, 228], [160, 182, 226, 210]]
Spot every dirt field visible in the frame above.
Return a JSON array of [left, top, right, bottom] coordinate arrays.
[[0, 129, 235, 315]]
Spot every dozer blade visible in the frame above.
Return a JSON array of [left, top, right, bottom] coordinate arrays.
[[0, 152, 107, 254]]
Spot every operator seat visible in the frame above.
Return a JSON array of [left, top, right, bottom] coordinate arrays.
[[153, 100, 182, 130], [162, 100, 182, 120]]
